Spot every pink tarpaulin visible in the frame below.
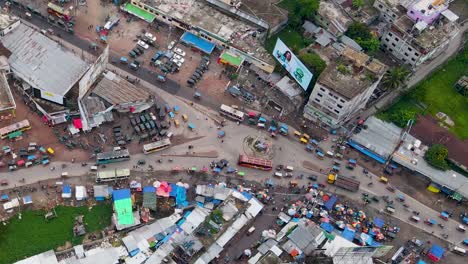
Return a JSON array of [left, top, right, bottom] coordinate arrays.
[[156, 181, 171, 197], [73, 119, 83, 129]]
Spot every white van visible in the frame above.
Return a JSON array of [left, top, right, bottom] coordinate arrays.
[[90, 166, 98, 172], [285, 166, 294, 172], [257, 123, 265, 129], [326, 151, 334, 157], [274, 172, 283, 177], [113, 146, 122, 151], [61, 172, 69, 177], [167, 132, 173, 138], [453, 246, 466, 255]]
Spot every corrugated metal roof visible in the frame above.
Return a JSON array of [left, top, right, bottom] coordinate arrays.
[[2, 23, 89, 96]]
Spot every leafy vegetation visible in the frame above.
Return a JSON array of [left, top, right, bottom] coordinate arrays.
[[279, 0, 319, 28], [265, 27, 312, 54], [424, 144, 450, 171], [378, 45, 468, 139], [0, 204, 112, 264], [352, 0, 365, 8], [298, 52, 327, 76], [382, 66, 411, 91], [345, 22, 380, 53]]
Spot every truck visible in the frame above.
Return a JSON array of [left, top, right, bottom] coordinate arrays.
[[327, 174, 360, 192]]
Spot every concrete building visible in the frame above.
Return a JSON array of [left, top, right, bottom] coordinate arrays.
[[262, 76, 305, 116], [373, 0, 415, 23], [303, 47, 386, 128], [380, 1, 459, 66], [316, 1, 352, 37], [204, 0, 288, 36], [126, 0, 275, 73]]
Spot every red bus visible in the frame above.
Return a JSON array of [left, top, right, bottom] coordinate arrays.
[[238, 155, 273, 171], [47, 2, 72, 22]]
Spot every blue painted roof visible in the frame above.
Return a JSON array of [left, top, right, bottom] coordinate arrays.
[[62, 185, 71, 194], [113, 189, 131, 201], [373, 217, 385, 228], [429, 244, 444, 258], [180, 32, 215, 54]]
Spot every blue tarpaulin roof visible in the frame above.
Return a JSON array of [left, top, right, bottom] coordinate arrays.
[[323, 196, 338, 210], [463, 217, 468, 224], [429, 244, 445, 258], [347, 140, 386, 164], [218, 131, 225, 136], [241, 191, 253, 200], [180, 32, 215, 54], [417, 260, 427, 264], [463, 239, 468, 245], [428, 219, 437, 225], [280, 124, 288, 130], [143, 186, 156, 193], [269, 126, 277, 131], [320, 222, 334, 233], [1, 194, 9, 200], [113, 189, 131, 201], [258, 117, 267, 123], [342, 228, 355, 241], [440, 211, 449, 218], [62, 185, 71, 194], [23, 196, 32, 203], [374, 217, 385, 228]]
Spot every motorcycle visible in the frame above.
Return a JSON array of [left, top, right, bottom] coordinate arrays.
[[368, 182, 373, 187]]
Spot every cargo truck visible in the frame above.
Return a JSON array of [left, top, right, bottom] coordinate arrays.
[[327, 174, 360, 192]]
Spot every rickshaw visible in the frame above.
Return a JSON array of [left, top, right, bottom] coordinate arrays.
[[409, 216, 420, 222], [424, 218, 437, 226], [226, 167, 236, 174], [300, 137, 308, 144], [332, 165, 340, 172], [237, 171, 245, 177], [397, 194, 405, 202], [305, 144, 313, 152], [386, 186, 396, 192], [188, 123, 195, 130], [294, 131, 301, 137], [289, 180, 298, 187], [379, 176, 388, 184], [182, 114, 188, 122], [302, 133, 310, 140], [440, 211, 450, 221]]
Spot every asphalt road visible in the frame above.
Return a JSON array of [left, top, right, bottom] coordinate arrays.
[[2, 1, 467, 251]]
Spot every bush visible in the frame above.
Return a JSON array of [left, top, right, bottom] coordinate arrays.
[[345, 22, 380, 53], [424, 144, 450, 171], [387, 109, 416, 128], [298, 52, 326, 75]]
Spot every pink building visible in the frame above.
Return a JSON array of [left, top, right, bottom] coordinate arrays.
[[407, 0, 448, 24]]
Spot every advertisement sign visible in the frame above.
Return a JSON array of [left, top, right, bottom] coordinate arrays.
[[40, 90, 63, 105], [272, 38, 313, 91]]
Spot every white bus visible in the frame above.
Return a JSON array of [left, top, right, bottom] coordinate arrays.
[[96, 169, 131, 182], [219, 104, 245, 121], [143, 138, 171, 154]]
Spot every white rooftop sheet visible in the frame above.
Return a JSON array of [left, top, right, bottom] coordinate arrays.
[[1, 23, 89, 96]]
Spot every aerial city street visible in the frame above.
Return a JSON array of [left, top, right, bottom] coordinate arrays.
[[0, 0, 466, 263]]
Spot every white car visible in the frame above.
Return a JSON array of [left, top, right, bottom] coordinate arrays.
[[174, 48, 186, 56], [177, 57, 185, 64], [171, 59, 182, 68], [137, 40, 149, 50], [174, 54, 182, 60], [168, 41, 176, 50], [144, 32, 156, 42]]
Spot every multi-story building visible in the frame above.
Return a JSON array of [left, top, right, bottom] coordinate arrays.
[[380, 1, 459, 67], [316, 1, 352, 37], [126, 0, 275, 73], [373, 0, 415, 23], [303, 48, 386, 128]]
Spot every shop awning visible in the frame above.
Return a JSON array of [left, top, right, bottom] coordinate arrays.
[[427, 184, 440, 193], [219, 51, 244, 67]]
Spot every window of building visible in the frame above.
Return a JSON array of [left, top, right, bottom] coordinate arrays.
[[334, 110, 340, 114], [411, 58, 416, 61], [340, 99, 345, 103], [414, 52, 419, 56], [394, 37, 399, 42], [315, 98, 321, 103], [333, 95, 338, 100], [408, 47, 412, 52], [378, 4, 383, 8], [402, 58, 406, 62], [385, 38, 389, 42], [383, 44, 388, 48], [392, 43, 396, 47], [337, 104, 343, 109], [404, 52, 409, 56], [388, 32, 393, 37], [410, 11, 414, 14], [389, 48, 393, 52], [320, 87, 325, 92], [317, 93, 323, 97], [328, 92, 333, 97], [392, 14, 396, 18]]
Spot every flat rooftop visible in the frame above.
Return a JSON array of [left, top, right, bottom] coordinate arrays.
[[1, 23, 89, 96], [0, 72, 15, 112], [0, 13, 19, 30], [234, 0, 288, 29], [142, 0, 274, 64], [318, 47, 386, 100], [392, 15, 457, 52], [92, 71, 151, 105]]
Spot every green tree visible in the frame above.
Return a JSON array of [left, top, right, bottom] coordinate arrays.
[[424, 144, 450, 171], [346, 22, 373, 40], [388, 109, 416, 127], [352, 0, 364, 8], [298, 52, 327, 75], [357, 36, 380, 53], [382, 66, 411, 90], [288, 0, 319, 27]]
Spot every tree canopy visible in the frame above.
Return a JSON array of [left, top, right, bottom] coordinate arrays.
[[382, 66, 411, 90], [288, 0, 320, 27], [424, 144, 450, 171], [388, 109, 416, 128], [299, 52, 327, 76], [345, 22, 380, 53]]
